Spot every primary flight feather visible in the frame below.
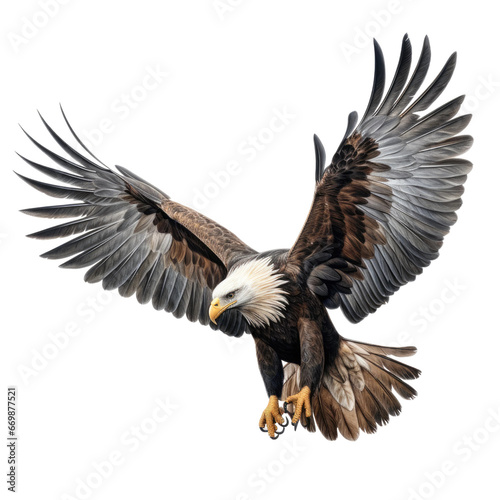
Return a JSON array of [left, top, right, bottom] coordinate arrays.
[[18, 35, 472, 440]]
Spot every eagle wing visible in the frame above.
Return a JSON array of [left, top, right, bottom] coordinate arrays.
[[18, 109, 256, 336], [287, 35, 473, 323]]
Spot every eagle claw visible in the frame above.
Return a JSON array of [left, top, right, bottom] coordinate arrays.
[[275, 415, 289, 435], [259, 395, 286, 439], [260, 413, 289, 439], [285, 386, 312, 429], [280, 414, 289, 428]]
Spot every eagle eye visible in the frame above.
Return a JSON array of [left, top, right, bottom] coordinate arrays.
[[227, 292, 235, 299]]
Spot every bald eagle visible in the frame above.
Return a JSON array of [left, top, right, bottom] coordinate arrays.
[[17, 35, 472, 441]]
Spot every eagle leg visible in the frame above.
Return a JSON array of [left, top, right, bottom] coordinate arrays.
[[254, 338, 287, 438], [282, 318, 323, 429], [258, 395, 287, 439]]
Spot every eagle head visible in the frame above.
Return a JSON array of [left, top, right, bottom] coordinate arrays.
[[209, 257, 289, 329]]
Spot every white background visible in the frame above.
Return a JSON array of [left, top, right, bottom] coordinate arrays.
[[1, 1, 499, 499]]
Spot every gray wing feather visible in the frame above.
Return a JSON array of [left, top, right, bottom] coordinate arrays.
[[339, 36, 472, 322], [17, 110, 250, 335]]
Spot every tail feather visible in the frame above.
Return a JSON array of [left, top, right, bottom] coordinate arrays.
[[311, 387, 338, 440], [281, 336, 420, 441], [363, 369, 402, 417], [352, 385, 381, 433], [362, 352, 420, 380], [335, 403, 360, 441], [361, 355, 418, 399], [346, 339, 417, 357]]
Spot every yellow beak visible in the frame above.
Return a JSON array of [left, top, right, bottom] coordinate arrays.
[[209, 297, 237, 324]]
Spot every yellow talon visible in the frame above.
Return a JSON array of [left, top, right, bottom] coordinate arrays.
[[285, 386, 312, 424], [259, 395, 285, 438]]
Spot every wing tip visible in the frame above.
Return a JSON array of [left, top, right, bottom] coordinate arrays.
[[313, 134, 326, 183], [372, 38, 384, 65]]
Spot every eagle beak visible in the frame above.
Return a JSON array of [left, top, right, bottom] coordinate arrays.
[[209, 297, 237, 324]]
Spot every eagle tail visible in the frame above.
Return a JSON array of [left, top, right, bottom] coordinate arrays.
[[281, 337, 420, 441]]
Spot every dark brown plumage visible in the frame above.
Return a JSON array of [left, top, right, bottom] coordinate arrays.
[[17, 35, 472, 440]]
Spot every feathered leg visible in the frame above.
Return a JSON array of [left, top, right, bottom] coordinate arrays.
[[285, 318, 324, 427], [255, 338, 286, 438]]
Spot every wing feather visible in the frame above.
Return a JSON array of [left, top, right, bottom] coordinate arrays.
[[288, 36, 472, 323], [18, 110, 256, 336]]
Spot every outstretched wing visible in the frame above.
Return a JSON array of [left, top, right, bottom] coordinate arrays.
[[17, 109, 256, 336], [288, 35, 473, 323]]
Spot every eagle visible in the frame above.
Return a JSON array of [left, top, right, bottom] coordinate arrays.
[[17, 35, 472, 441]]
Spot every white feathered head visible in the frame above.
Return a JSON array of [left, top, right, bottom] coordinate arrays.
[[209, 257, 289, 328]]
